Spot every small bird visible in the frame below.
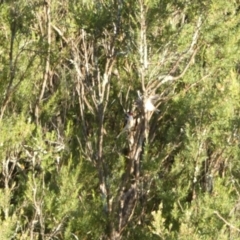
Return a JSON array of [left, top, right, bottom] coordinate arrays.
[[144, 96, 159, 112], [136, 91, 159, 113], [117, 112, 135, 138]]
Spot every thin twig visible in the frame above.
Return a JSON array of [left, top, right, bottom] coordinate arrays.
[[214, 211, 240, 233]]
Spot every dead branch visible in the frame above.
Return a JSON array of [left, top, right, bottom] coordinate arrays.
[[35, 0, 51, 125], [214, 211, 240, 233]]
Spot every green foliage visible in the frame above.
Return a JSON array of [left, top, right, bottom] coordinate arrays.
[[0, 0, 240, 239], [0, 214, 18, 240]]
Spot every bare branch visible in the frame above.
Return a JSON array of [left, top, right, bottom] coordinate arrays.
[[214, 211, 240, 233], [35, 0, 52, 125]]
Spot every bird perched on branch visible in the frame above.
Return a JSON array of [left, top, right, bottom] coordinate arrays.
[[136, 90, 160, 113], [117, 112, 135, 138]]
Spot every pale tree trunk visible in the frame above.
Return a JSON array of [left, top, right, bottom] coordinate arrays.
[[35, 0, 52, 125]]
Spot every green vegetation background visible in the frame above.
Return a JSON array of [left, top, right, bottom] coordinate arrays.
[[0, 0, 240, 239]]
